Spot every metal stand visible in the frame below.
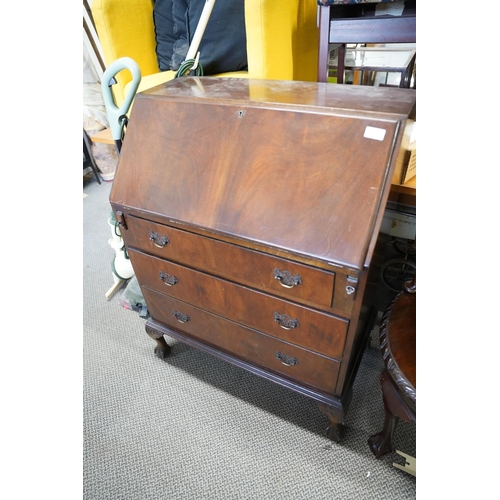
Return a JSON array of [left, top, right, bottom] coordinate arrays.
[[83, 130, 102, 184]]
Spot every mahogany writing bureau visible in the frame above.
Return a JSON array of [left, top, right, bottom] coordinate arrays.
[[109, 77, 416, 441]]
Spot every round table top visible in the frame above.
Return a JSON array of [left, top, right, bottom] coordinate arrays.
[[386, 291, 416, 389]]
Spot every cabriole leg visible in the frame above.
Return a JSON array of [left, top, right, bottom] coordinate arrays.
[[145, 323, 171, 359], [368, 369, 415, 457], [368, 407, 399, 457]]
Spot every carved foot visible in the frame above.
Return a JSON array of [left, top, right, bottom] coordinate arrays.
[[317, 402, 346, 443], [368, 430, 394, 458], [153, 342, 171, 360], [326, 422, 343, 442], [368, 410, 399, 457], [146, 323, 171, 360]]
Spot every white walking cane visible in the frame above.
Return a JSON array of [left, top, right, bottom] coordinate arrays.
[[175, 0, 217, 77]]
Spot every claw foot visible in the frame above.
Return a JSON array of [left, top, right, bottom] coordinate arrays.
[[154, 344, 171, 360], [146, 323, 171, 360], [368, 431, 393, 458], [326, 423, 342, 442]]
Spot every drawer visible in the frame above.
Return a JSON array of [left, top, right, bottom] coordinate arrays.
[[142, 286, 341, 395], [122, 214, 335, 310], [130, 249, 348, 359]]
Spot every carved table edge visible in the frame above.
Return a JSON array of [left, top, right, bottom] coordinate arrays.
[[379, 291, 416, 407]]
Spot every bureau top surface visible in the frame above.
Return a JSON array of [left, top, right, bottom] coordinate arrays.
[[139, 77, 415, 117], [111, 77, 416, 269]]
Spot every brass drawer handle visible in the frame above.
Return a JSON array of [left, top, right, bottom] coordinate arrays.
[[275, 351, 298, 366], [274, 312, 299, 330], [273, 268, 302, 289], [159, 271, 178, 286], [149, 230, 170, 248], [173, 309, 190, 323]]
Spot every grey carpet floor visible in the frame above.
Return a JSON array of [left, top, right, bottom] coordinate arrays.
[[83, 177, 416, 499]]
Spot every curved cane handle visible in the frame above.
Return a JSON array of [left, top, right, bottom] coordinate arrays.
[[101, 57, 142, 141]]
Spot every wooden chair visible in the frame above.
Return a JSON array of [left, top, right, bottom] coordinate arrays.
[[317, 0, 416, 83]]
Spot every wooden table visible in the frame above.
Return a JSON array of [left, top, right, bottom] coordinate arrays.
[[391, 175, 415, 199], [368, 279, 416, 460]]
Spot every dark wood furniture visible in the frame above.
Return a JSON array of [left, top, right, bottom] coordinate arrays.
[[317, 1, 416, 83], [109, 77, 416, 441], [368, 279, 416, 457]]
